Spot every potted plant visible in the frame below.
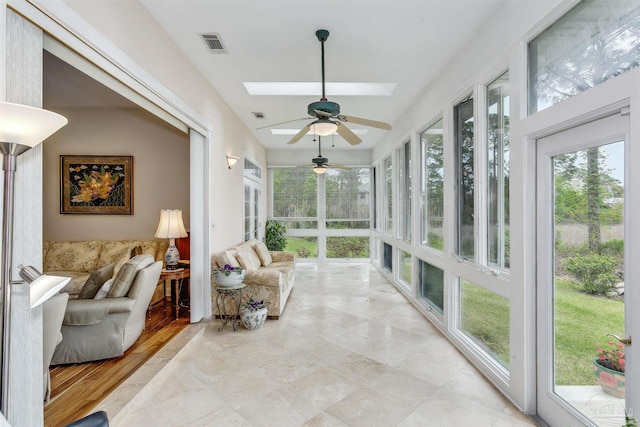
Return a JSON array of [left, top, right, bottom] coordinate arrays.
[[593, 340, 625, 398], [240, 299, 268, 330], [265, 220, 287, 251], [212, 264, 245, 287]]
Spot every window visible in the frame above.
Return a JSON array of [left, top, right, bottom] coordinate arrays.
[[455, 97, 475, 261], [459, 279, 510, 368], [420, 118, 444, 251], [418, 260, 444, 314], [271, 168, 317, 228], [487, 72, 510, 269], [325, 168, 370, 229], [327, 237, 370, 259], [529, 0, 640, 113], [399, 250, 412, 285], [383, 242, 393, 272], [383, 156, 393, 233], [243, 159, 261, 241], [398, 141, 412, 241]]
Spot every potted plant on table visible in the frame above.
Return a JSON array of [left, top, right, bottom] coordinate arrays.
[[240, 299, 268, 330], [593, 340, 625, 398], [212, 264, 245, 288]]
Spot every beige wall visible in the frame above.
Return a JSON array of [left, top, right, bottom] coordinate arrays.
[[63, 0, 268, 252], [43, 107, 190, 241]]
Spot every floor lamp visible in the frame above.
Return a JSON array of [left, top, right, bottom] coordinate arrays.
[[0, 101, 68, 418]]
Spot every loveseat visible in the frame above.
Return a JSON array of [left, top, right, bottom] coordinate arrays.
[[211, 240, 294, 319], [43, 239, 168, 298]]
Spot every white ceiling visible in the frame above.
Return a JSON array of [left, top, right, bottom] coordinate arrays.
[[139, 0, 509, 151]]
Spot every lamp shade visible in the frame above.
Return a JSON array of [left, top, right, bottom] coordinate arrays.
[[154, 210, 188, 239], [0, 102, 68, 147], [313, 166, 327, 174], [17, 265, 70, 308], [309, 120, 338, 136]]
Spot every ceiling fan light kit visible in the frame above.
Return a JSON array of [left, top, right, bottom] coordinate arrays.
[[260, 29, 392, 146]]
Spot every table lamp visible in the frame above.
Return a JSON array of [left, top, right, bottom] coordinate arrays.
[[154, 210, 187, 270]]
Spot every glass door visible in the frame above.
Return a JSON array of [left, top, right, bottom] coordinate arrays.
[[243, 180, 261, 241], [536, 112, 637, 426]]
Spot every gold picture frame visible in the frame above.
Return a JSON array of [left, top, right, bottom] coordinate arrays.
[[60, 155, 133, 215]]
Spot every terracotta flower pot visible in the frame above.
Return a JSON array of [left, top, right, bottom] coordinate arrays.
[[593, 357, 625, 398]]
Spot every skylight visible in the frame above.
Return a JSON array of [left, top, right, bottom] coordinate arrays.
[[271, 128, 368, 135], [243, 82, 396, 96]]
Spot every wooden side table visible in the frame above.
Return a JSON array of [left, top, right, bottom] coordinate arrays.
[[159, 268, 190, 320], [214, 284, 246, 331]]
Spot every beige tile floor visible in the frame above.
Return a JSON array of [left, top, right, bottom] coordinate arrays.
[[100, 263, 537, 426]]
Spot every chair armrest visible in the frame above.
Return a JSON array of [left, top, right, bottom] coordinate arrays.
[[270, 251, 294, 262], [63, 298, 135, 326]]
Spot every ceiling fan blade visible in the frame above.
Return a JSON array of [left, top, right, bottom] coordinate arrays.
[[287, 125, 311, 145], [327, 164, 351, 170], [313, 109, 333, 118], [335, 123, 362, 145], [339, 115, 392, 130], [256, 117, 310, 130]]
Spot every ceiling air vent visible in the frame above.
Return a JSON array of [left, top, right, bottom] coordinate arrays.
[[252, 112, 265, 119], [200, 33, 228, 54]]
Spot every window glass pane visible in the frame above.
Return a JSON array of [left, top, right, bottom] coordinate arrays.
[[285, 237, 317, 259], [399, 141, 411, 241], [455, 97, 475, 260], [418, 260, 444, 314], [244, 158, 261, 179], [460, 279, 510, 368], [279, 220, 317, 229], [487, 71, 510, 269], [384, 156, 393, 233], [529, 0, 640, 113], [326, 237, 370, 259], [420, 118, 444, 250], [272, 168, 317, 218], [244, 184, 250, 241], [325, 167, 370, 228], [383, 242, 393, 272], [399, 250, 412, 285]]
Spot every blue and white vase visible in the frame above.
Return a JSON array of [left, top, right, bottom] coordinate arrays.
[[240, 307, 267, 330]]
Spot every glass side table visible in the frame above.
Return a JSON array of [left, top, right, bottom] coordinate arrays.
[[214, 283, 246, 331]]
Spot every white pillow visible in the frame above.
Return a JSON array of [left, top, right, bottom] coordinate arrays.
[[94, 278, 115, 299]]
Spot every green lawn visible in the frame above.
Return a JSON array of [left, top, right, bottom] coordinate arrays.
[[284, 237, 317, 258], [555, 279, 624, 385]]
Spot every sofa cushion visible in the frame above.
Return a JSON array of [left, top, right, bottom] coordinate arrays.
[[108, 254, 154, 297], [97, 241, 134, 273], [254, 242, 273, 267], [44, 241, 102, 272], [235, 247, 261, 271], [225, 250, 241, 268], [57, 271, 91, 297], [78, 263, 114, 299], [94, 278, 115, 299]]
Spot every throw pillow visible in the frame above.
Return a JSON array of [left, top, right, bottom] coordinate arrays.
[[78, 263, 115, 299], [94, 278, 115, 300], [235, 247, 261, 270], [130, 245, 143, 258], [254, 242, 273, 267], [108, 254, 154, 298], [225, 250, 241, 268]]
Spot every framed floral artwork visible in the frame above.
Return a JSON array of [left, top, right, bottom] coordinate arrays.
[[60, 155, 133, 214]]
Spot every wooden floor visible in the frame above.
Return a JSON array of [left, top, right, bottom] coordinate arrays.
[[44, 303, 189, 427]]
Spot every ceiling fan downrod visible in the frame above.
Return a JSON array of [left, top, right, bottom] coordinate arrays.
[[316, 29, 329, 101]]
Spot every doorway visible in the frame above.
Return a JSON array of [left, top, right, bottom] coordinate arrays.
[[536, 112, 634, 426]]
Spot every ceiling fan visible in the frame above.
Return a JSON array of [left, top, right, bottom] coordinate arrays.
[[258, 29, 392, 146], [300, 136, 351, 174]]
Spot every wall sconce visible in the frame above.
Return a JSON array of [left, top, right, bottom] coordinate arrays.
[[226, 155, 240, 169], [0, 101, 68, 417]]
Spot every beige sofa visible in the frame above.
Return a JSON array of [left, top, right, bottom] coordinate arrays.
[[211, 240, 294, 319], [43, 239, 168, 298]]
